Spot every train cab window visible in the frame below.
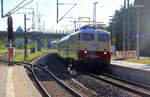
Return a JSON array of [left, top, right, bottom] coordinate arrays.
[[82, 33, 94, 41], [97, 34, 110, 42]]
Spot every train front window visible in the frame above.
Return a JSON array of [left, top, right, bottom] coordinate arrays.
[[97, 34, 110, 42], [82, 33, 94, 41]]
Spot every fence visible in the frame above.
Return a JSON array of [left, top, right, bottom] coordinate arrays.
[[116, 51, 136, 59]]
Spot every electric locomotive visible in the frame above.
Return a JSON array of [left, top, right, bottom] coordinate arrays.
[[57, 25, 111, 73]]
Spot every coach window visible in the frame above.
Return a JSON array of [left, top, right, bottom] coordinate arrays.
[[82, 33, 94, 41], [97, 34, 109, 42]]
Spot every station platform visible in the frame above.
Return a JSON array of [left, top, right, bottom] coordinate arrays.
[[0, 65, 42, 97], [108, 60, 150, 86], [111, 60, 150, 71]]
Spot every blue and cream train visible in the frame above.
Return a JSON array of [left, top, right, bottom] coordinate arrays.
[[57, 25, 111, 73]]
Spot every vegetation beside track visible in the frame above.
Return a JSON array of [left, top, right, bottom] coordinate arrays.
[[0, 49, 7, 56], [111, 56, 117, 60], [0, 49, 24, 56], [123, 58, 150, 64], [111, 56, 150, 64], [13, 49, 57, 62]]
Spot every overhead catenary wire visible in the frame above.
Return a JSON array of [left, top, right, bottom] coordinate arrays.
[[57, 3, 77, 23], [39, 0, 51, 13], [10, 0, 34, 15], [4, 0, 26, 17]]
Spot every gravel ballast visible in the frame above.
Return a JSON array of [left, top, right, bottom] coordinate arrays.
[[34, 53, 142, 97]]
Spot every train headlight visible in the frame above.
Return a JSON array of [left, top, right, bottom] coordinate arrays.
[[84, 50, 87, 54], [104, 52, 107, 55]]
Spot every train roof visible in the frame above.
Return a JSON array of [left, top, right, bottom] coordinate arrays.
[[59, 28, 110, 42], [79, 28, 110, 34]]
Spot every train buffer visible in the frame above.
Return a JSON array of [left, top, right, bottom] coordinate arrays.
[[0, 65, 42, 97]]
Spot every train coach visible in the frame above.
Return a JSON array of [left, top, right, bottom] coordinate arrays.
[[57, 25, 111, 73]]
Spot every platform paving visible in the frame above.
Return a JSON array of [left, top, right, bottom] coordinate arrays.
[[109, 60, 150, 86], [0, 66, 8, 97], [111, 60, 150, 71], [0, 65, 42, 97]]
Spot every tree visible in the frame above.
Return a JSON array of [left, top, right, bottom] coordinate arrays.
[[42, 39, 47, 49], [108, 6, 137, 51], [15, 26, 24, 49]]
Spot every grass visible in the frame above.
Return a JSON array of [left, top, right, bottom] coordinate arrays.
[[13, 49, 57, 62], [111, 55, 150, 64], [0, 49, 24, 56], [111, 56, 117, 60], [0, 49, 7, 56], [124, 58, 150, 64]]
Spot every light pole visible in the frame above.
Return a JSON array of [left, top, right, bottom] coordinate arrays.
[[136, 6, 140, 59], [130, 5, 144, 59], [109, 16, 118, 56], [24, 14, 28, 60], [136, 5, 144, 59], [23, 14, 31, 60], [123, 0, 127, 51], [93, 2, 98, 26], [127, 0, 130, 51]]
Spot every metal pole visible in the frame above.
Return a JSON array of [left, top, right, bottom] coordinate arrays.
[[93, 2, 98, 26], [95, 2, 97, 26], [24, 14, 28, 60], [93, 3, 95, 26], [136, 7, 140, 59], [57, 0, 58, 23], [123, 0, 126, 51], [74, 21, 76, 31], [7, 16, 13, 66], [114, 23, 116, 55], [8, 39, 13, 66], [1, 0, 3, 17], [127, 0, 130, 51], [112, 22, 116, 56], [32, 10, 35, 31]]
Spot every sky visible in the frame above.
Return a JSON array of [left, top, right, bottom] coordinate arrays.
[[0, 0, 135, 32]]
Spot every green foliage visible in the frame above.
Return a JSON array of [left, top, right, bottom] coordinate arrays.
[[15, 38, 24, 49], [16, 26, 23, 32], [42, 39, 47, 48], [108, 6, 137, 51], [0, 40, 6, 50], [0, 49, 24, 57], [13, 49, 57, 62], [104, 26, 110, 31], [15, 26, 24, 49], [29, 41, 37, 49], [0, 50, 7, 56], [123, 58, 150, 64]]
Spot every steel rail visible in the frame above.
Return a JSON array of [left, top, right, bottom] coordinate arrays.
[[34, 65, 83, 97], [8, 61, 51, 97], [32, 65, 51, 97], [104, 73, 150, 91], [89, 74, 150, 97]]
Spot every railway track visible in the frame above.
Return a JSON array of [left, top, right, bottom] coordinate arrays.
[[3, 56, 150, 97], [103, 73, 150, 91], [10, 61, 51, 97], [11, 61, 83, 97], [33, 64, 83, 97], [89, 73, 150, 97]]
